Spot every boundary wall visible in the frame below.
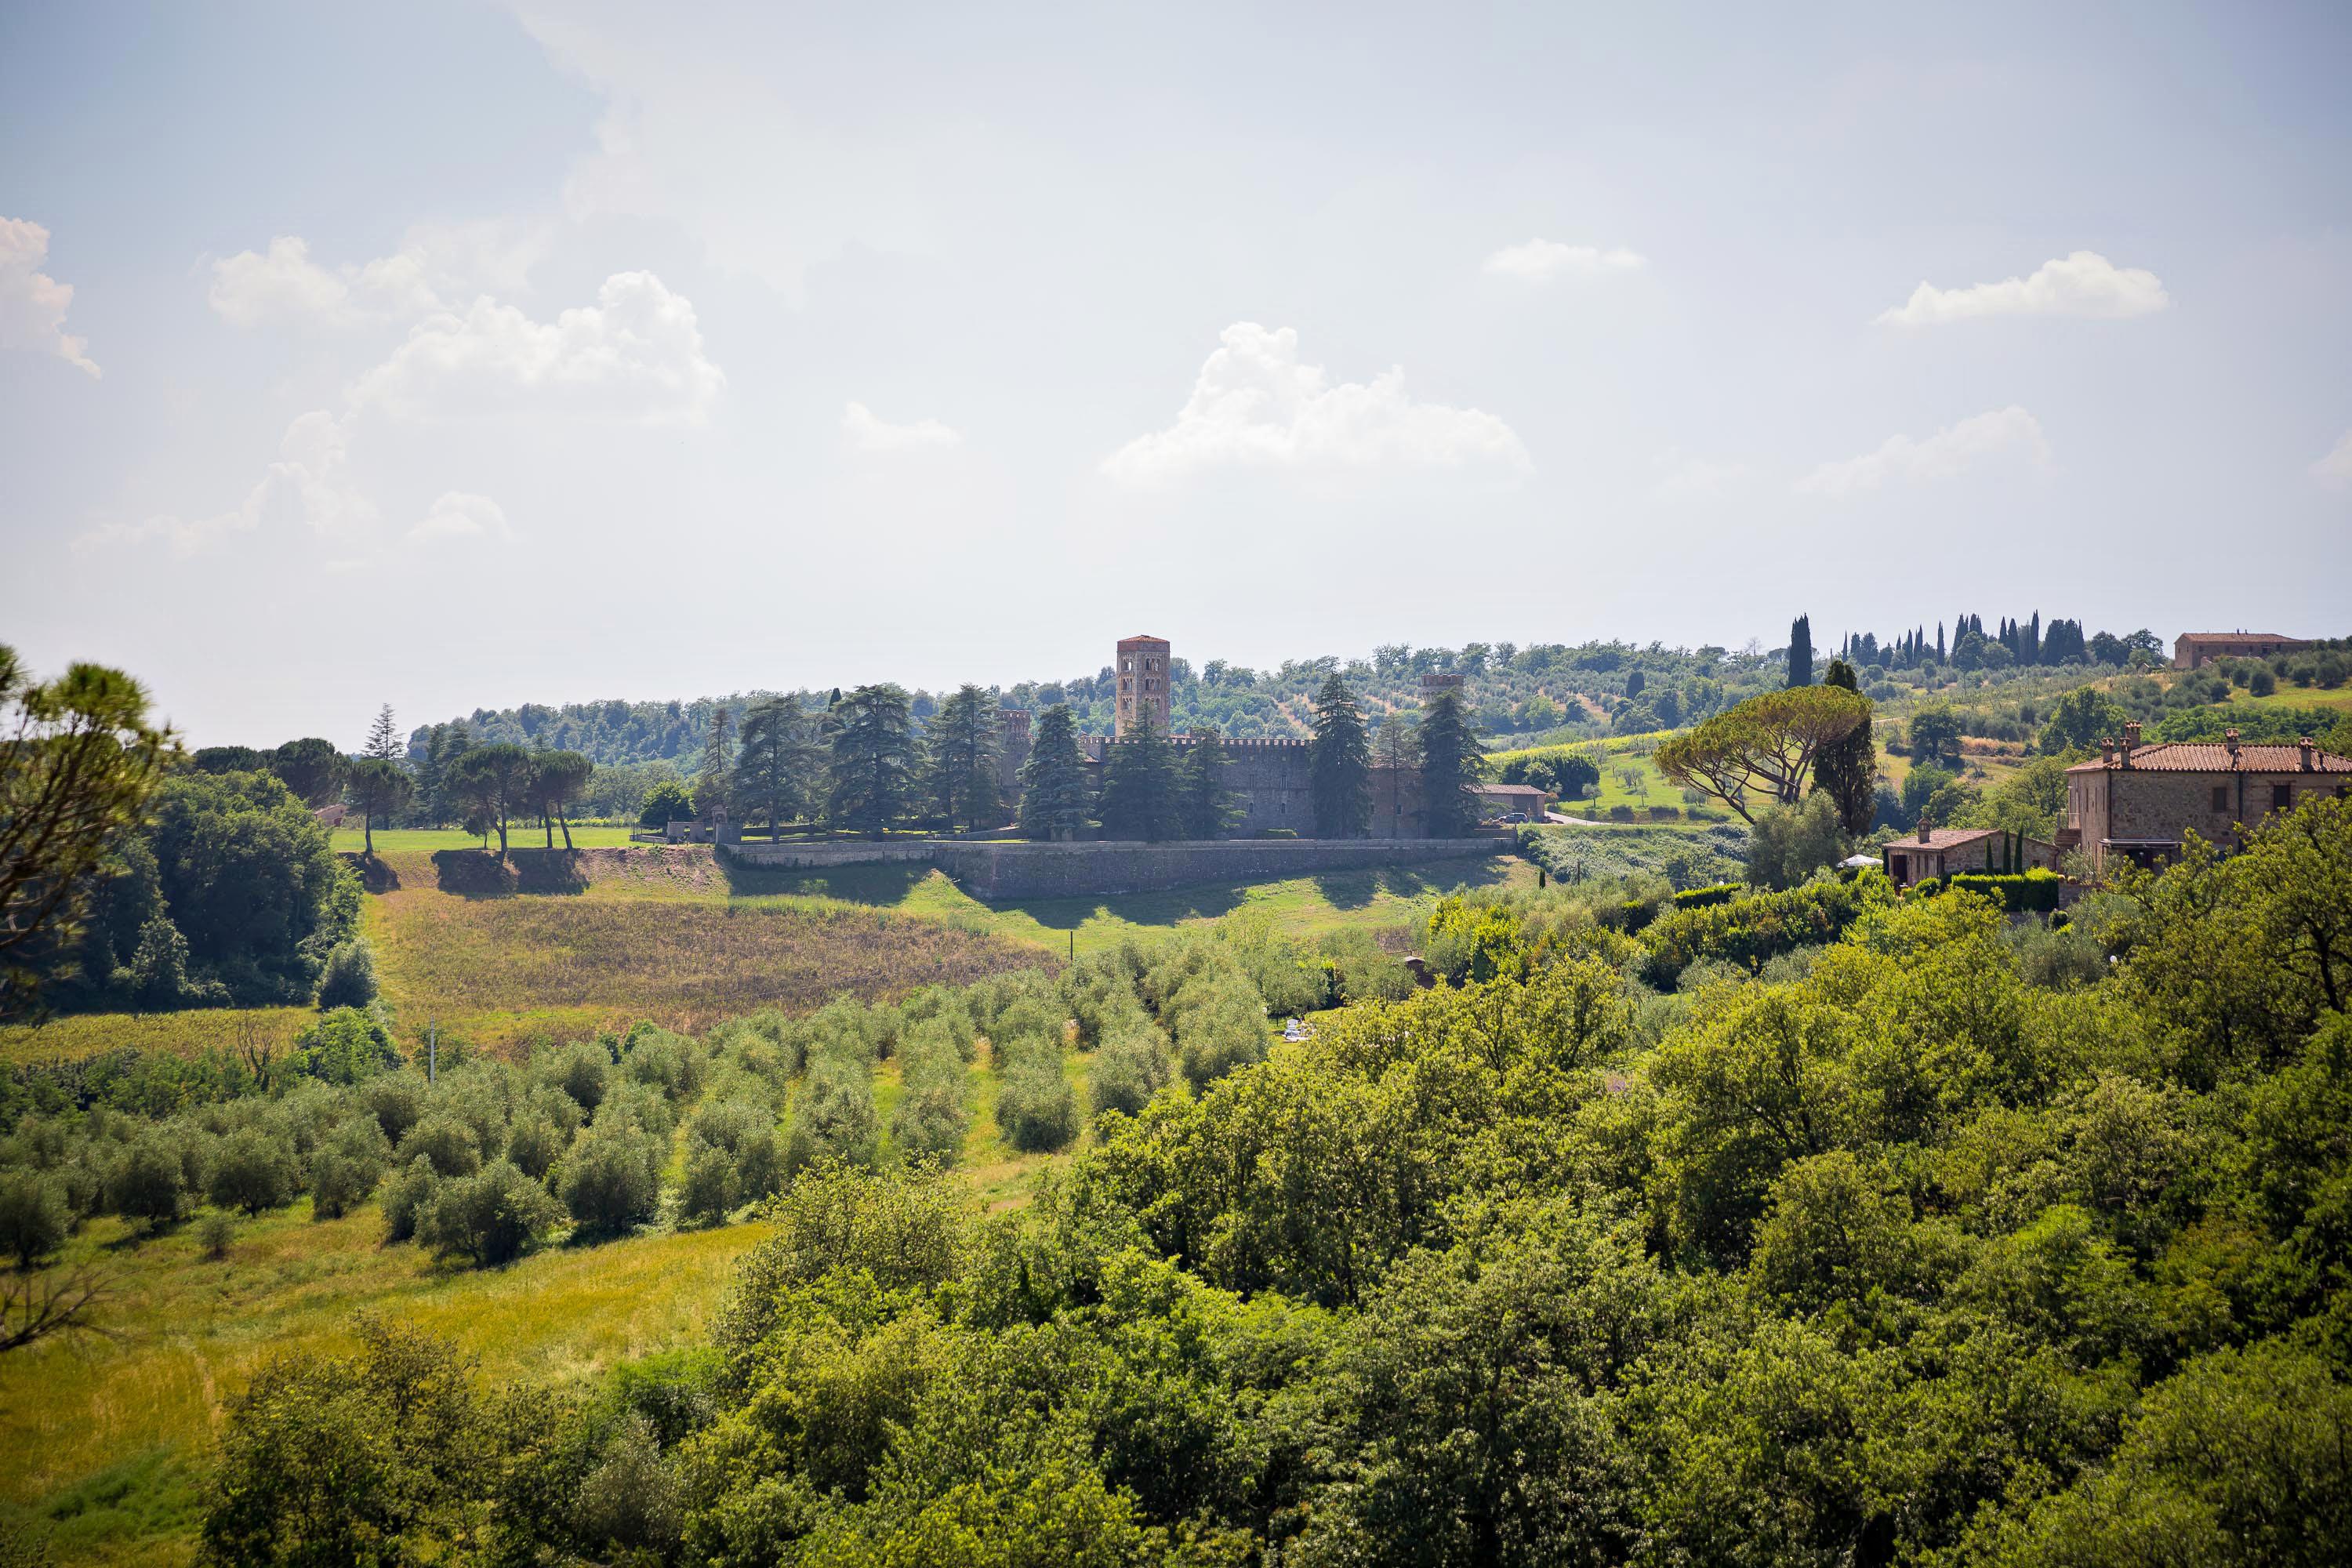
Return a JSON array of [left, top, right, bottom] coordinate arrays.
[[724, 836, 1506, 901]]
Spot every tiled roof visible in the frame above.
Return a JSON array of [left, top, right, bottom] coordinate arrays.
[[2173, 632, 2303, 645], [2066, 742, 2352, 774], [1886, 828, 1998, 850]]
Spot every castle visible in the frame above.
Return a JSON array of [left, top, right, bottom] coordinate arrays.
[[993, 634, 1479, 838]]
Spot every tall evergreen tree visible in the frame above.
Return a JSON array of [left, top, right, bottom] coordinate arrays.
[[1786, 615, 1814, 688], [826, 685, 917, 839], [1098, 710, 1180, 841], [2025, 611, 2042, 664], [1415, 691, 1489, 837], [695, 706, 736, 818], [1374, 712, 1415, 831], [1810, 659, 1877, 834], [1018, 705, 1093, 841], [344, 759, 413, 857], [1936, 622, 1946, 662], [361, 704, 402, 762], [1174, 727, 1243, 840], [450, 743, 532, 855], [1308, 675, 1373, 839], [419, 721, 471, 827], [924, 685, 1003, 833], [735, 698, 824, 837]]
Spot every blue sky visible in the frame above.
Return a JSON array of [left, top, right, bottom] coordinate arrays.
[[2, 1, 2347, 746]]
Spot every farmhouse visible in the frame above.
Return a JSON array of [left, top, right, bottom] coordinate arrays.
[[1882, 824, 2059, 888], [2059, 721, 2352, 871], [2172, 631, 2310, 670]]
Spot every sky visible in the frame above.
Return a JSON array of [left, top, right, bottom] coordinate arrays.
[[2, 1, 2348, 750]]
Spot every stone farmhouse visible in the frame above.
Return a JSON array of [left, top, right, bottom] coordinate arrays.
[[1882, 825, 2060, 889], [2059, 721, 2351, 871], [994, 639, 1521, 839], [2172, 631, 2310, 670]]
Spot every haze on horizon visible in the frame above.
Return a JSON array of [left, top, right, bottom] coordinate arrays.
[[2, 1, 2347, 750]]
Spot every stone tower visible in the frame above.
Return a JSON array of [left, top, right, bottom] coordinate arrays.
[[1420, 670, 1465, 701], [1115, 633, 1172, 737]]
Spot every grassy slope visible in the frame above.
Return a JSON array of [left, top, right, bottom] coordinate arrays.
[[3, 1203, 770, 1566]]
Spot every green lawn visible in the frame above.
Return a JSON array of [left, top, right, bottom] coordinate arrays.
[[330, 824, 644, 855]]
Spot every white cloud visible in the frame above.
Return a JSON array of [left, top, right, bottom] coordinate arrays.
[[81, 411, 373, 555], [410, 491, 513, 542], [0, 217, 100, 376], [209, 222, 549, 328], [1102, 323, 1528, 485], [2313, 430, 2352, 491], [841, 401, 961, 452], [1482, 239, 1646, 283], [1875, 250, 2168, 326], [350, 270, 724, 422], [1797, 406, 2050, 496]]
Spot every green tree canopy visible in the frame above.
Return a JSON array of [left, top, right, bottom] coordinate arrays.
[[1308, 674, 1373, 839], [924, 685, 1003, 833], [1098, 711, 1180, 841], [523, 750, 593, 849], [449, 742, 533, 855], [344, 758, 415, 856], [1809, 658, 1877, 833], [734, 697, 824, 836], [828, 684, 917, 839], [1415, 691, 1489, 837], [1654, 685, 1870, 825], [269, 737, 350, 808], [1174, 727, 1243, 840], [1018, 705, 1093, 841]]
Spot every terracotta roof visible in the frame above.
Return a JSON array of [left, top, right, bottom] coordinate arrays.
[[1471, 783, 1549, 799], [1117, 633, 1170, 644], [2173, 632, 2304, 645], [2065, 742, 2352, 774], [1885, 828, 1998, 851]]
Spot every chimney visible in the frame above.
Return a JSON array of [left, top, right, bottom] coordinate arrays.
[[2225, 727, 2241, 764], [2099, 736, 2114, 765], [2301, 736, 2316, 771], [1917, 816, 1932, 843], [2124, 720, 2142, 749]]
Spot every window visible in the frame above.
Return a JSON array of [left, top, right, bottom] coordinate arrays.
[[2272, 784, 2293, 812], [2212, 786, 2229, 812]]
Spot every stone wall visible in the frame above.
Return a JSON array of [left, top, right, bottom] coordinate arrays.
[[926, 837, 1505, 902], [2070, 764, 2350, 866], [725, 841, 937, 869]]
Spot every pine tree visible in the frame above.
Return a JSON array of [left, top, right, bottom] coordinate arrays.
[[695, 706, 736, 818], [1307, 675, 1373, 839], [1017, 706, 1092, 841], [735, 697, 825, 836], [1787, 614, 1814, 688], [1415, 691, 1488, 838], [362, 704, 403, 762], [924, 685, 1003, 833], [1174, 728, 1243, 840], [1098, 710, 1179, 841], [420, 721, 472, 828], [1811, 659, 1877, 834], [826, 685, 916, 838]]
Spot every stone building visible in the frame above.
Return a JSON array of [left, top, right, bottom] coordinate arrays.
[[1114, 633, 1171, 737], [1882, 824, 2060, 888], [2172, 631, 2310, 670], [2060, 721, 2351, 870]]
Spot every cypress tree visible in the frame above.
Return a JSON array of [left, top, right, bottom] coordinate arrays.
[[1414, 692, 1488, 838], [1811, 658, 1878, 834], [1017, 705, 1093, 841], [1307, 674, 1373, 839], [1936, 622, 1946, 662], [1174, 727, 1243, 840], [1787, 614, 1814, 687], [1097, 710, 1180, 841]]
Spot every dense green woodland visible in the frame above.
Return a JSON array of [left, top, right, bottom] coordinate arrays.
[[419, 615, 2279, 771], [7, 798, 2347, 1566]]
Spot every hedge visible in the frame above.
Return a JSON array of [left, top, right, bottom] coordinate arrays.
[[1942, 869, 2064, 913], [1639, 873, 1895, 986], [1671, 883, 1742, 910]]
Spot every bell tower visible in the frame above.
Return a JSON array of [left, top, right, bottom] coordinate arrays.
[[1115, 633, 1171, 737]]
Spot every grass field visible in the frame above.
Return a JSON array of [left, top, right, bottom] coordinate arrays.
[[0, 1007, 314, 1069], [0, 1203, 771, 1566]]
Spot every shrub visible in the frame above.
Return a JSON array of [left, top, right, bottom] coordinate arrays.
[[782, 1053, 881, 1174], [546, 1043, 611, 1116], [314, 939, 379, 1011], [293, 1007, 398, 1083], [109, 1134, 191, 1229], [0, 1170, 70, 1266], [503, 1116, 568, 1182], [996, 1047, 1080, 1153], [679, 1143, 739, 1226], [1640, 873, 1893, 986], [198, 1209, 237, 1261], [1944, 869, 2065, 912], [420, 1160, 564, 1265], [309, 1150, 377, 1220], [207, 1129, 296, 1216], [381, 1156, 439, 1243], [399, 1114, 481, 1178], [1673, 883, 1743, 910], [1091, 1020, 1176, 1118], [362, 1074, 426, 1146], [891, 1047, 971, 1169], [557, 1122, 662, 1235]]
